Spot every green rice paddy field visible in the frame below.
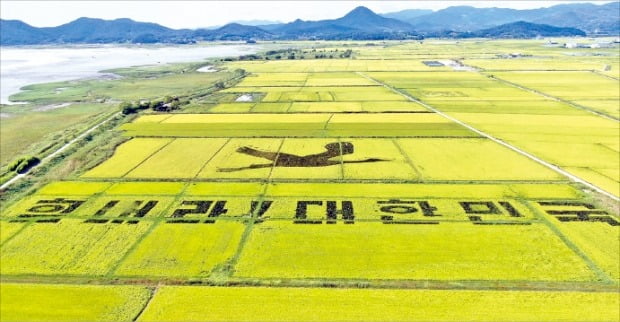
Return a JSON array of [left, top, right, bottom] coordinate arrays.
[[1, 39, 618, 320]]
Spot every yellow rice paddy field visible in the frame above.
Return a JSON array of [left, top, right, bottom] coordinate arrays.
[[1, 39, 618, 321]]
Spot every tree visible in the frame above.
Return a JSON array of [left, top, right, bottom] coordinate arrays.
[[150, 100, 164, 110], [120, 101, 136, 115], [138, 100, 151, 109], [119, 101, 133, 110]]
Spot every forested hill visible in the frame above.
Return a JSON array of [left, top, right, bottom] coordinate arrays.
[[1, 3, 614, 45]]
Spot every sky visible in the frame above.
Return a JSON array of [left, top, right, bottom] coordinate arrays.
[[1, 1, 615, 29]]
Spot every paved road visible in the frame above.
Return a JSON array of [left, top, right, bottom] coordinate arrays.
[[1, 112, 120, 190], [358, 72, 620, 202]]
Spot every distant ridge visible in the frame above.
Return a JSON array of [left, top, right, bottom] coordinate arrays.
[[46, 17, 180, 43], [381, 9, 434, 22], [0, 7, 420, 44], [193, 23, 273, 41], [1, 3, 616, 45], [471, 21, 586, 38], [382, 2, 618, 35], [272, 6, 418, 39], [0, 18, 194, 45], [0, 19, 49, 45]]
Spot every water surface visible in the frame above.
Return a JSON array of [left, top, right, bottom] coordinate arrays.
[[0, 44, 258, 104]]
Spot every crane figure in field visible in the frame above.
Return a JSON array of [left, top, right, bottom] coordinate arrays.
[[217, 141, 390, 172]]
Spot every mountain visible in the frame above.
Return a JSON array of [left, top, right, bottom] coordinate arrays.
[[204, 20, 283, 30], [385, 2, 619, 34], [0, 7, 418, 44], [0, 19, 49, 45], [230, 20, 283, 27], [529, 2, 619, 34], [193, 23, 273, 41], [1, 3, 617, 45], [258, 23, 286, 32], [471, 21, 586, 38], [273, 6, 417, 38], [380, 9, 434, 21], [46, 17, 177, 43], [334, 6, 414, 32], [0, 17, 194, 44], [393, 6, 528, 32]]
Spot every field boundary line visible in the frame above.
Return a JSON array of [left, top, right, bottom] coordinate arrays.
[[485, 74, 619, 122], [104, 220, 162, 277], [224, 217, 534, 224], [521, 200, 615, 284], [2, 214, 250, 226], [337, 138, 345, 180], [120, 138, 176, 178], [588, 166, 618, 182], [221, 159, 281, 277], [245, 101, 259, 113], [132, 285, 158, 322], [121, 134, 480, 139], [105, 183, 191, 277], [184, 110, 435, 115], [188, 72, 248, 102], [482, 69, 600, 72], [0, 221, 32, 248], [152, 114, 173, 123], [228, 210, 259, 266], [0, 111, 121, 190], [193, 138, 231, 179], [283, 101, 294, 113], [596, 142, 620, 154], [391, 138, 424, 181], [591, 70, 619, 81], [266, 139, 286, 182], [2, 275, 617, 292], [223, 184, 271, 278], [357, 72, 620, 202], [73, 177, 572, 185], [323, 113, 335, 130]]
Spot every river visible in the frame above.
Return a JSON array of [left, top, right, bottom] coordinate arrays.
[[0, 43, 259, 104]]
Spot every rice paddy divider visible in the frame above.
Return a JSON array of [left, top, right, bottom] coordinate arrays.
[[266, 139, 285, 182], [104, 182, 193, 277], [521, 200, 615, 284], [0, 221, 32, 248], [357, 72, 620, 202], [486, 74, 619, 122], [192, 138, 232, 180], [590, 70, 619, 81], [132, 285, 158, 322], [118, 139, 175, 178], [391, 138, 424, 181], [1, 274, 617, 293], [69, 177, 572, 185], [337, 138, 345, 180], [221, 184, 271, 280]]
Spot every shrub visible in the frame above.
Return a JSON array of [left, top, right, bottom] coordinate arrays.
[[8, 156, 40, 173]]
